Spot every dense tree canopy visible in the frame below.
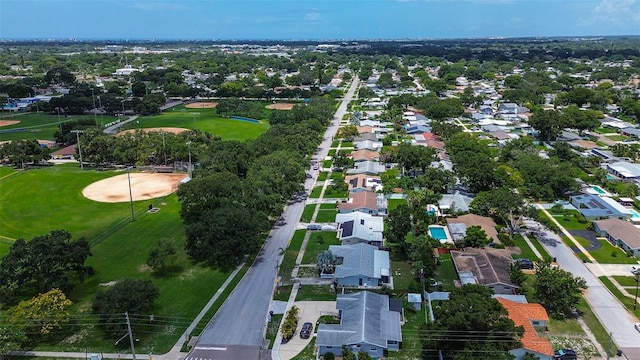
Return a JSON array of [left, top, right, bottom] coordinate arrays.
[[534, 262, 588, 319]]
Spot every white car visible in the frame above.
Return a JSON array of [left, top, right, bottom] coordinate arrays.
[[635, 322, 640, 333], [632, 265, 640, 275]]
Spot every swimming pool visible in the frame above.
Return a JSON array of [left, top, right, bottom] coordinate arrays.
[[429, 226, 448, 240], [590, 185, 612, 197]]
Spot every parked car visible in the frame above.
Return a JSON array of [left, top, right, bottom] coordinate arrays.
[[554, 349, 577, 360], [428, 278, 442, 287], [513, 258, 534, 270], [307, 224, 322, 230], [300, 322, 313, 339], [635, 322, 640, 333], [631, 265, 640, 275]]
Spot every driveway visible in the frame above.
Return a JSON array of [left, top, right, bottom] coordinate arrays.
[[568, 230, 601, 251], [278, 301, 338, 360]]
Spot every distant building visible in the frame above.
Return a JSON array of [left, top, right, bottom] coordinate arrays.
[[114, 64, 140, 76], [570, 194, 634, 220]]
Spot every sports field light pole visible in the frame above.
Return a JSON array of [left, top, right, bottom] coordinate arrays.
[[187, 141, 192, 178], [91, 88, 97, 125], [190, 112, 199, 130], [127, 166, 136, 221], [97, 95, 104, 129], [161, 131, 167, 166], [70, 130, 84, 170], [56, 107, 63, 133]]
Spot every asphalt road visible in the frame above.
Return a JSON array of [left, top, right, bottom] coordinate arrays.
[[524, 220, 640, 358], [188, 77, 360, 360]]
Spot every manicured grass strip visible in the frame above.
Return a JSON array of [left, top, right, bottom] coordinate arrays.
[[266, 313, 284, 349], [577, 298, 618, 357], [510, 234, 541, 260], [289, 229, 306, 251], [310, 186, 323, 198], [317, 172, 328, 181], [388, 198, 407, 212], [550, 213, 590, 230], [329, 171, 344, 181], [527, 234, 552, 259], [434, 253, 458, 288], [273, 285, 293, 302], [598, 276, 640, 318], [589, 240, 639, 264], [301, 204, 316, 223], [301, 232, 341, 264], [322, 187, 348, 198], [295, 285, 336, 301], [341, 142, 353, 148], [0, 113, 82, 142], [319, 203, 336, 210], [400, 305, 429, 359], [322, 159, 332, 168]]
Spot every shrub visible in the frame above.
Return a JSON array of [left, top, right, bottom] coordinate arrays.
[[323, 352, 335, 360]]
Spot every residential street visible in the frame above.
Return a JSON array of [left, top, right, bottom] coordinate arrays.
[[187, 77, 360, 360], [524, 219, 640, 359]]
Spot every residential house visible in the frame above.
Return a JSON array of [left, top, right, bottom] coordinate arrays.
[[438, 193, 473, 214], [356, 132, 379, 142], [350, 149, 380, 163], [570, 194, 634, 220], [497, 298, 554, 360], [345, 174, 382, 193], [346, 161, 386, 176], [451, 248, 519, 294], [606, 161, 640, 183], [336, 212, 384, 246], [593, 219, 640, 257], [357, 125, 374, 134], [325, 243, 390, 287], [338, 191, 388, 216], [406, 125, 432, 134], [354, 140, 383, 152], [317, 291, 402, 358], [447, 214, 499, 242]]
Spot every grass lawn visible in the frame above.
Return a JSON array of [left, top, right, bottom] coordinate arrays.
[[589, 240, 639, 264], [279, 230, 307, 282], [434, 253, 458, 289], [551, 213, 590, 231], [594, 127, 618, 134], [389, 306, 428, 360], [331, 140, 339, 147], [322, 159, 332, 168], [328, 149, 336, 157], [391, 260, 419, 291], [562, 235, 591, 248], [0, 164, 151, 241], [266, 314, 284, 349], [323, 187, 348, 198], [604, 134, 627, 141], [510, 234, 541, 260], [329, 171, 344, 181], [315, 210, 337, 223], [317, 172, 328, 181], [0, 166, 16, 178], [290, 337, 317, 360], [527, 234, 552, 259], [132, 108, 268, 141], [341, 141, 353, 148], [273, 285, 293, 301], [388, 198, 407, 212], [46, 193, 240, 354], [319, 203, 337, 210], [612, 275, 640, 287], [598, 276, 640, 319], [301, 232, 340, 264], [301, 204, 316, 223], [310, 186, 323, 198], [295, 285, 336, 301], [0, 113, 82, 142], [289, 229, 306, 251]]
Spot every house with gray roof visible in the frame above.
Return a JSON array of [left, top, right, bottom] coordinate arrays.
[[438, 193, 473, 214], [606, 161, 640, 182], [593, 219, 640, 257], [336, 212, 384, 246], [354, 140, 383, 152], [346, 160, 386, 176], [317, 291, 402, 359], [570, 194, 634, 220], [326, 243, 391, 287]]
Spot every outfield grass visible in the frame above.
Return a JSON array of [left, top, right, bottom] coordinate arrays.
[[0, 164, 150, 241], [0, 113, 83, 142], [129, 106, 269, 141]]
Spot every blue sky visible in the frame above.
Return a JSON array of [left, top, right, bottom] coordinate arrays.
[[1, 0, 639, 40]]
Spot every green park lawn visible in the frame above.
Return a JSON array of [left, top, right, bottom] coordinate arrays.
[[388, 198, 407, 212], [0, 164, 151, 241], [0, 113, 82, 142], [301, 232, 340, 264], [130, 108, 269, 141]]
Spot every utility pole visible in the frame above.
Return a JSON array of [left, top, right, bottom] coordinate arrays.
[[127, 166, 135, 221], [71, 130, 84, 170], [91, 88, 97, 125], [125, 312, 137, 360]]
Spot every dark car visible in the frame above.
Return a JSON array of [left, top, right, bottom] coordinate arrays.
[[300, 322, 313, 339], [514, 258, 534, 270], [554, 349, 577, 360]]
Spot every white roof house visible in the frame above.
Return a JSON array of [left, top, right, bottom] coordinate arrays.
[[606, 161, 640, 180], [114, 64, 140, 76], [336, 212, 384, 246]]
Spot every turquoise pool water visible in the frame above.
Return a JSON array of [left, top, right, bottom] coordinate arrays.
[[591, 185, 606, 195], [631, 209, 640, 219], [429, 226, 448, 240]]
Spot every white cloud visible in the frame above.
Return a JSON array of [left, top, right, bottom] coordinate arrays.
[[132, 1, 189, 11], [593, 0, 640, 25], [305, 11, 321, 21]]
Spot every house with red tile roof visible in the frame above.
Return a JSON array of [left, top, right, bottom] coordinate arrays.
[[496, 297, 554, 360]]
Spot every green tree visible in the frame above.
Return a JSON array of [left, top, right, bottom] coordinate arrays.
[[470, 187, 536, 240], [0, 230, 93, 306], [336, 124, 360, 141], [317, 250, 338, 274], [529, 109, 570, 141], [384, 204, 413, 245], [91, 279, 159, 337], [534, 261, 587, 319], [424, 284, 523, 359], [146, 239, 178, 275], [463, 226, 489, 248], [509, 262, 527, 287]]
